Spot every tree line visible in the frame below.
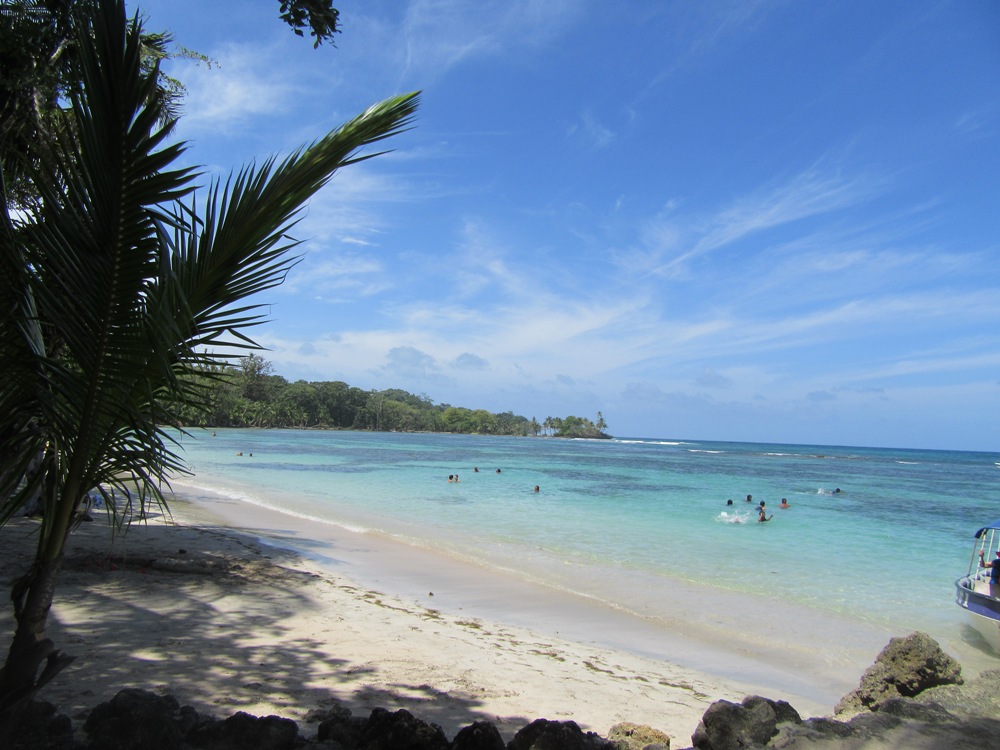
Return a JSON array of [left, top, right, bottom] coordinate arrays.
[[184, 354, 611, 439]]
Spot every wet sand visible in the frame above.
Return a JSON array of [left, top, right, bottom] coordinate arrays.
[[1, 490, 856, 745]]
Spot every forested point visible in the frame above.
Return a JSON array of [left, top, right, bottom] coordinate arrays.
[[182, 355, 612, 438]]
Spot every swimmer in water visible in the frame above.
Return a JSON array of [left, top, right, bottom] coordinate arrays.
[[758, 507, 773, 522], [779, 498, 790, 508]]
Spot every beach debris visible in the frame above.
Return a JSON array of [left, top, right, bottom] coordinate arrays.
[[103, 555, 219, 575], [607, 721, 671, 749]]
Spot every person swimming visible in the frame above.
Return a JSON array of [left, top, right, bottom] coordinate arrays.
[[779, 498, 790, 508], [758, 507, 773, 522]]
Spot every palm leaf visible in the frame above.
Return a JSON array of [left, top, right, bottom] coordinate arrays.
[[0, 0, 419, 546]]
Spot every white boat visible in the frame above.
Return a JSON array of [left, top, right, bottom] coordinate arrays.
[[955, 519, 1000, 653]]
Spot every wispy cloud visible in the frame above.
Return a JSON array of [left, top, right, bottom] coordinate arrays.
[[567, 111, 616, 150], [954, 107, 997, 140], [173, 42, 303, 135], [283, 253, 393, 300], [841, 338, 1000, 383], [398, 0, 583, 79], [640, 163, 881, 279], [637, 0, 777, 102]]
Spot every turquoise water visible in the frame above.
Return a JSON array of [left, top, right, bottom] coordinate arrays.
[[169, 428, 1000, 679]]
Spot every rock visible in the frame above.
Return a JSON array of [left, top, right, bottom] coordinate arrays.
[[185, 711, 299, 750], [833, 632, 963, 716], [741, 697, 801, 728], [768, 702, 1000, 749], [316, 705, 366, 748], [607, 721, 671, 749], [450, 720, 506, 750], [83, 689, 188, 750], [358, 707, 449, 750], [305, 702, 352, 725], [0, 698, 77, 750], [17, 638, 1000, 750], [508, 718, 615, 749], [913, 667, 1000, 719], [690, 696, 801, 750], [873, 696, 953, 722], [766, 712, 899, 749]]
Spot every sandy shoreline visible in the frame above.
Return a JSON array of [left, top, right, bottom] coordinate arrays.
[[2, 493, 838, 745]]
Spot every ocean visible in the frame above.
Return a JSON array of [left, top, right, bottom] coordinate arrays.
[[167, 428, 1000, 704]]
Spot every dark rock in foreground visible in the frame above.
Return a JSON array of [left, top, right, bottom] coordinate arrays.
[[507, 718, 614, 749], [2, 631, 997, 750], [833, 631, 963, 716], [690, 631, 998, 750], [451, 720, 506, 750], [691, 696, 801, 750]]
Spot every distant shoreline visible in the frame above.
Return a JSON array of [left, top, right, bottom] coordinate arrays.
[[187, 424, 613, 439]]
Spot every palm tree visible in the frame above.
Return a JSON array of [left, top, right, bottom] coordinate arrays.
[[0, 0, 418, 709]]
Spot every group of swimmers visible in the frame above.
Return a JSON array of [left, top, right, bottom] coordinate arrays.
[[447, 469, 539, 493], [448, 468, 501, 481], [725, 493, 792, 522]]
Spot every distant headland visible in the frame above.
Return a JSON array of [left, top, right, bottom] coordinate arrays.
[[180, 354, 611, 439]]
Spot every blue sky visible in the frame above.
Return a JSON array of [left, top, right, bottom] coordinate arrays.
[[134, 0, 999, 451]]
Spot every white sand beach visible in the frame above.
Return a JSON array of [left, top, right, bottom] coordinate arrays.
[[2, 492, 845, 746]]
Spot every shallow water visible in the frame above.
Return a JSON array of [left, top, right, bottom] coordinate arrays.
[[168, 428, 1000, 696]]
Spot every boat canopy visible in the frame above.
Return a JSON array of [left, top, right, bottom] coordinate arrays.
[[975, 521, 1000, 538]]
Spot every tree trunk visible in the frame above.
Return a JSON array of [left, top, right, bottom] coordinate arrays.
[[0, 543, 74, 714]]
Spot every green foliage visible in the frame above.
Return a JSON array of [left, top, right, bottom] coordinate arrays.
[[279, 0, 340, 47], [543, 414, 610, 439], [0, 1, 340, 209], [0, 0, 199, 208], [181, 356, 610, 439]]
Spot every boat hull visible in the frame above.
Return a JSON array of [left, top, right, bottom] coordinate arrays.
[[956, 576, 1000, 653]]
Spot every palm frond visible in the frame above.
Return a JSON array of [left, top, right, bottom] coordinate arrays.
[[1, 0, 419, 542]]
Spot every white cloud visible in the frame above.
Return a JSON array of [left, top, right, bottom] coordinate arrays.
[[452, 352, 490, 370], [694, 368, 733, 389], [567, 111, 616, 150], [398, 0, 583, 78], [174, 43, 303, 134], [641, 163, 881, 279]]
